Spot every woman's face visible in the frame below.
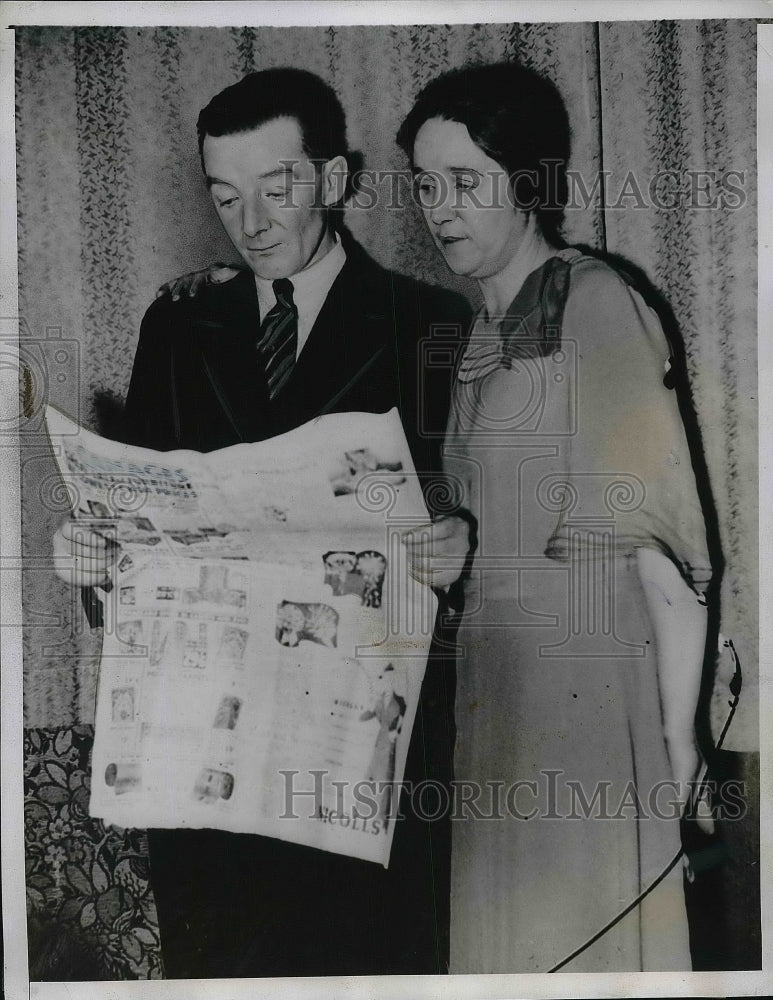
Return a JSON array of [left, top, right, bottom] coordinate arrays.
[[411, 117, 529, 279]]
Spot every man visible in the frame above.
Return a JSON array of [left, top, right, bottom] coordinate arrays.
[[125, 70, 466, 468], [56, 68, 471, 977]]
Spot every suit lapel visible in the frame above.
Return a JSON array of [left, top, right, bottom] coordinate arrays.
[[271, 251, 392, 426], [190, 270, 271, 442]]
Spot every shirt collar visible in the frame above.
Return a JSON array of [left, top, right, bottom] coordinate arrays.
[[254, 232, 346, 330]]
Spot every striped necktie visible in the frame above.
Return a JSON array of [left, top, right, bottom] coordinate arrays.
[[256, 278, 298, 399]]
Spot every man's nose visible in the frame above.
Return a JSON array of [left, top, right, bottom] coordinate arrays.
[[242, 197, 270, 238]]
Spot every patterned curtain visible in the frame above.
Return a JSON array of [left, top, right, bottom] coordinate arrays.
[[15, 20, 758, 979]]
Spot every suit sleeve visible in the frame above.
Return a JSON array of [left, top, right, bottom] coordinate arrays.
[[123, 298, 178, 451], [408, 287, 475, 615]]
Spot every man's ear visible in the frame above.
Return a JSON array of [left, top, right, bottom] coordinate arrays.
[[320, 154, 349, 207]]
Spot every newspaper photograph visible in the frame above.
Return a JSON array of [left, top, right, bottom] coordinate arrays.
[[45, 406, 437, 867]]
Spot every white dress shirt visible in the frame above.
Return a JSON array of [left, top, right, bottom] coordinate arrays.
[[254, 233, 347, 359]]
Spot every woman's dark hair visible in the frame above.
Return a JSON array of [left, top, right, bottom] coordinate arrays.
[[197, 68, 352, 203], [396, 62, 570, 242]]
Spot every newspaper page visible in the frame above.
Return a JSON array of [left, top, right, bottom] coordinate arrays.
[[45, 406, 437, 868]]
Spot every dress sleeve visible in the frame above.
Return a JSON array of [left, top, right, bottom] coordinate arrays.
[[546, 259, 712, 595]]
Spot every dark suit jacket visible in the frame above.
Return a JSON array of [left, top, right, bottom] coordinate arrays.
[[122, 234, 472, 978]]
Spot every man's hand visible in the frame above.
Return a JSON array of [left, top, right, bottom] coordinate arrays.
[[52, 519, 117, 587], [400, 515, 471, 589], [156, 263, 243, 301]]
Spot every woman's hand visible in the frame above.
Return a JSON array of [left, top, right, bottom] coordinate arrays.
[[155, 263, 243, 301], [52, 519, 117, 588], [400, 515, 471, 589], [666, 736, 714, 835]]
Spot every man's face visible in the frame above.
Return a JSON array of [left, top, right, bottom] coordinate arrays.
[[203, 116, 338, 280]]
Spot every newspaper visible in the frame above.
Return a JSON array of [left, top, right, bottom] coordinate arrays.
[[45, 406, 437, 868]]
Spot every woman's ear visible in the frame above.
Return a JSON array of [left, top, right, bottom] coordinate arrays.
[[320, 155, 349, 206]]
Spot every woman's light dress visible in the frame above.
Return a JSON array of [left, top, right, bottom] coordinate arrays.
[[445, 248, 711, 973]]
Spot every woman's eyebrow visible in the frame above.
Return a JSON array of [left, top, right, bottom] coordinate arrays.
[[206, 176, 236, 189]]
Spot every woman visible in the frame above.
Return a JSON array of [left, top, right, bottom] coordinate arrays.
[[396, 63, 712, 973]]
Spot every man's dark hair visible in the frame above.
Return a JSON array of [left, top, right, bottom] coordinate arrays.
[[197, 68, 352, 201], [396, 62, 571, 243]]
